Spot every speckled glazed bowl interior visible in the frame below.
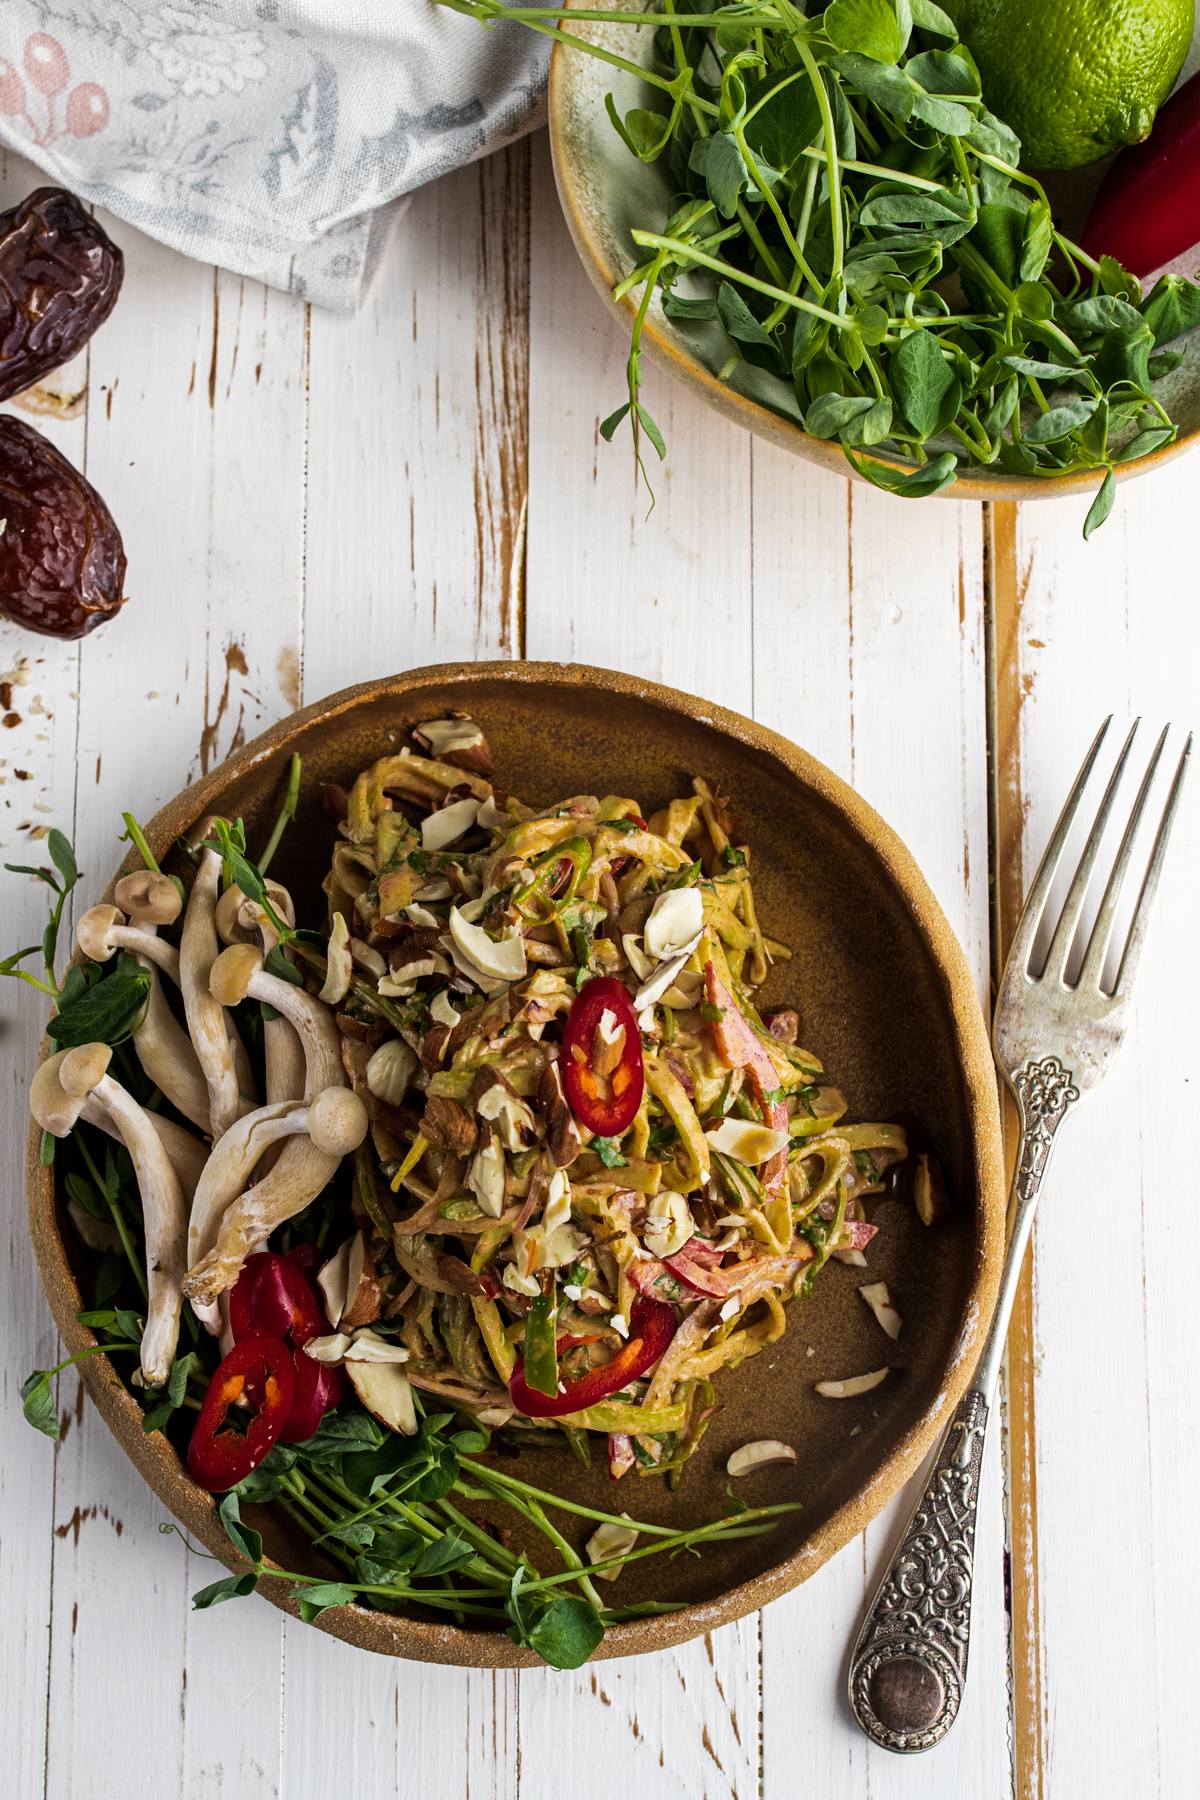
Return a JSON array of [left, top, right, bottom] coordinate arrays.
[[548, 1, 1200, 502], [27, 662, 1004, 1666]]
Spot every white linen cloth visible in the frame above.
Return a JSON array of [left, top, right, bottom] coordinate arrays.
[[0, 2, 550, 310]]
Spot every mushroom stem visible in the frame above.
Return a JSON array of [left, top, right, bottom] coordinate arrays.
[[124, 919, 211, 1132], [180, 847, 241, 1140], [45, 1047, 188, 1388], [183, 950, 358, 1307], [78, 1094, 208, 1206]]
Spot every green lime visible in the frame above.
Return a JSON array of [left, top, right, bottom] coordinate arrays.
[[939, 0, 1194, 169]]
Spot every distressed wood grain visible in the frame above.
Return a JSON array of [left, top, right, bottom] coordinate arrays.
[[994, 471, 1200, 1800], [303, 141, 530, 695]]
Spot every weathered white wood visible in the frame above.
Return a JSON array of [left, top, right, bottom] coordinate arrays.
[[749, 447, 1008, 1795], [998, 468, 1200, 1800], [0, 142, 90, 1800], [303, 144, 530, 693]]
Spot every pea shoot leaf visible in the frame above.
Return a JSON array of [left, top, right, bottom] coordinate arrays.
[[910, 0, 957, 42], [744, 70, 823, 169], [822, 0, 904, 63], [1093, 323, 1154, 395], [192, 1571, 260, 1610], [1019, 203, 1053, 283], [299, 1409, 384, 1463], [1140, 274, 1200, 347], [716, 282, 786, 376], [20, 1370, 59, 1440], [592, 1136, 628, 1169], [690, 132, 749, 220], [47, 829, 78, 892], [526, 1597, 606, 1670], [412, 1532, 475, 1578], [1061, 295, 1143, 334], [890, 327, 956, 436], [1082, 467, 1116, 541], [804, 393, 878, 440], [1113, 426, 1175, 464], [293, 1581, 356, 1623], [219, 1489, 264, 1566], [45, 969, 151, 1048], [1023, 398, 1098, 444]]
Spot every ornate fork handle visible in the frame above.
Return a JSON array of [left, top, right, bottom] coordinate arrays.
[[847, 1055, 1079, 1753]]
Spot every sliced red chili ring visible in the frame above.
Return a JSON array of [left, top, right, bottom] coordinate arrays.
[[230, 1251, 323, 1347], [508, 1295, 675, 1419], [561, 974, 645, 1138], [280, 1352, 346, 1445], [187, 1332, 295, 1493]]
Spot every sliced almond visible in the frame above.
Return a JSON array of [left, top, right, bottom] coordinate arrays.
[[345, 1359, 418, 1435], [422, 796, 481, 852], [815, 1367, 888, 1398], [343, 1328, 409, 1363], [644, 887, 703, 960], [319, 912, 353, 1005], [585, 1516, 639, 1580], [705, 1117, 791, 1165], [449, 907, 527, 981], [726, 1439, 797, 1477], [859, 1281, 902, 1340], [831, 1247, 868, 1266], [341, 1230, 382, 1329], [366, 1037, 418, 1108], [317, 1236, 353, 1329], [304, 1332, 354, 1364], [413, 718, 485, 757], [914, 1153, 951, 1225]]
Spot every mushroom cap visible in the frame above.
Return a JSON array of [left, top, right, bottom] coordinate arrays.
[[77, 904, 126, 964], [114, 870, 182, 926], [60, 1042, 113, 1098], [209, 942, 264, 1007], [307, 1086, 369, 1157], [216, 879, 297, 946], [30, 1050, 87, 1137]]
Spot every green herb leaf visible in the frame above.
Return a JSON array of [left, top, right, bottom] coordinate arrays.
[[721, 1484, 750, 1517], [829, 52, 913, 123], [47, 829, 78, 892], [700, 1001, 725, 1022], [716, 282, 786, 376], [605, 94, 673, 164], [1018, 202, 1053, 283], [412, 1532, 476, 1578], [219, 1490, 264, 1567], [264, 944, 304, 987], [294, 1581, 357, 1623], [281, 1409, 383, 1464], [1082, 467, 1116, 540], [1112, 425, 1175, 464], [1023, 398, 1097, 444], [593, 1136, 628, 1169], [599, 403, 631, 443], [823, 0, 904, 63], [691, 131, 749, 220], [1140, 273, 1200, 347], [910, 0, 958, 41], [94, 1249, 123, 1308], [744, 69, 824, 168], [20, 1370, 59, 1439], [805, 393, 877, 442], [45, 969, 151, 1048], [1062, 295, 1143, 334], [192, 1571, 260, 1610], [890, 327, 956, 437]]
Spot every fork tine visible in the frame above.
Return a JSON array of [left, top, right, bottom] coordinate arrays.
[[1042, 718, 1141, 985], [1112, 732, 1193, 998], [1001, 716, 1112, 986], [1077, 723, 1168, 991]]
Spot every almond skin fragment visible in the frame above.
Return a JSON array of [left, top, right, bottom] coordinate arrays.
[[858, 1281, 902, 1340], [341, 1230, 382, 1329], [814, 1367, 888, 1398], [914, 1153, 951, 1224], [726, 1439, 797, 1477], [421, 1094, 478, 1157]]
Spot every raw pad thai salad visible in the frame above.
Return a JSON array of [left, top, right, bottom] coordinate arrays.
[[12, 716, 946, 1666]]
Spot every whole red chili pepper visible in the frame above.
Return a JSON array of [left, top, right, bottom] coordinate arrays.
[[1082, 71, 1200, 277], [561, 975, 645, 1138], [508, 1294, 675, 1419], [187, 1333, 295, 1493]]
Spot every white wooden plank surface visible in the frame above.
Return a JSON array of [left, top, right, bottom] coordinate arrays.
[[997, 466, 1200, 1800], [2, 105, 1193, 1800]]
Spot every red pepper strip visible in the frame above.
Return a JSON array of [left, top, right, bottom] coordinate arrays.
[[608, 1432, 635, 1481], [1082, 71, 1200, 277], [626, 1252, 730, 1301], [508, 1294, 675, 1419], [280, 1354, 346, 1445], [187, 1333, 295, 1493], [843, 1219, 878, 1252], [704, 962, 789, 1190], [562, 975, 645, 1138], [230, 1252, 322, 1348]]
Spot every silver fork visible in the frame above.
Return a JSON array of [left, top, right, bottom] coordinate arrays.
[[846, 716, 1192, 1754]]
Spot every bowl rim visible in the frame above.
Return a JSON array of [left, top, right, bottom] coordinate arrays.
[[546, 0, 1197, 503], [26, 659, 1005, 1666]]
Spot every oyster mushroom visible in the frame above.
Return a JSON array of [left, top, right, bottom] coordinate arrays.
[[182, 945, 357, 1306], [179, 829, 243, 1140], [32, 1046, 187, 1387]]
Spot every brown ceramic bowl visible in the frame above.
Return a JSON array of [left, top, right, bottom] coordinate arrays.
[[26, 661, 1004, 1665], [548, 1, 1200, 502]]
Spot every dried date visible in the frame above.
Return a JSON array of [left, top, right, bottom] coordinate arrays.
[[0, 417, 126, 638], [0, 187, 123, 403]]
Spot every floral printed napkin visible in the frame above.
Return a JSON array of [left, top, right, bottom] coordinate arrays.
[[0, 2, 549, 310]]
